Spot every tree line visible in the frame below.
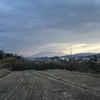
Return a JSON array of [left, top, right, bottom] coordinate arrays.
[[0, 50, 23, 60]]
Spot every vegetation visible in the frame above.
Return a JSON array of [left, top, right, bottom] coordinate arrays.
[[0, 50, 100, 74], [0, 50, 24, 70], [0, 50, 23, 60]]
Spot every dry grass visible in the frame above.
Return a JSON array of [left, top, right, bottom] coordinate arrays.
[[38, 71, 100, 92], [0, 69, 11, 78], [39, 69, 100, 92], [0, 70, 100, 100]]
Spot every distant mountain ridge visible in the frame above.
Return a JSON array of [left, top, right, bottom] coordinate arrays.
[[74, 53, 96, 57], [27, 51, 99, 58], [29, 51, 66, 58], [25, 52, 100, 61]]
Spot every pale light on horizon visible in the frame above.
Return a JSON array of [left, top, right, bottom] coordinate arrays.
[[18, 43, 100, 57]]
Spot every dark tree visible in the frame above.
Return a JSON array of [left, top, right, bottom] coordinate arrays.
[[5, 53, 13, 58], [0, 50, 4, 60], [93, 55, 98, 62], [50, 57, 54, 61], [54, 56, 59, 60], [14, 54, 24, 60]]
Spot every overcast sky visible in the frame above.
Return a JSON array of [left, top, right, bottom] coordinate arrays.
[[0, 0, 100, 56]]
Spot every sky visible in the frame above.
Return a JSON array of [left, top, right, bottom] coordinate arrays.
[[0, 0, 100, 56]]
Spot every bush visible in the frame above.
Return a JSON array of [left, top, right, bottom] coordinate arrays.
[[12, 61, 35, 71], [1, 57, 17, 63], [1, 57, 100, 74], [81, 60, 100, 73]]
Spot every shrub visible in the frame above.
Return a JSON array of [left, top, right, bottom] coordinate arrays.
[[82, 60, 100, 73], [12, 61, 35, 71], [1, 57, 17, 63], [1, 57, 99, 74]]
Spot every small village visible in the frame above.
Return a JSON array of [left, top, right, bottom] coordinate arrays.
[[26, 53, 100, 62]]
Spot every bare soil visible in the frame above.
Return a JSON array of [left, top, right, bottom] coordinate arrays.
[[40, 69, 100, 92], [0, 70, 100, 100]]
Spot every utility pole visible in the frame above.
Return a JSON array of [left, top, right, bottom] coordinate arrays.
[[70, 48, 72, 58]]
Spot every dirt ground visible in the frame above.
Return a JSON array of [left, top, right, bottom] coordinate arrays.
[[40, 69, 100, 92], [0, 70, 100, 100]]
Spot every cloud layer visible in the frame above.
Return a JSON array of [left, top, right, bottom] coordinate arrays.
[[0, 0, 100, 56]]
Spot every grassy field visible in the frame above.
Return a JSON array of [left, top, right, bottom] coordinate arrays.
[[0, 69, 100, 100]]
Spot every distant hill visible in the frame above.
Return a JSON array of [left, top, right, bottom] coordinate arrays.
[[29, 51, 66, 58], [74, 53, 96, 57], [26, 52, 98, 58]]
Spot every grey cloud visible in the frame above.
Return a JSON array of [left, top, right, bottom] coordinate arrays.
[[0, 0, 100, 55], [40, 2, 100, 31], [0, 0, 100, 33]]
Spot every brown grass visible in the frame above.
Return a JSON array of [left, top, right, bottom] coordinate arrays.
[[0, 70, 100, 100], [0, 69, 11, 78]]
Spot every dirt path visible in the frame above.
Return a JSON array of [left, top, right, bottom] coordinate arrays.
[[0, 70, 100, 100]]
